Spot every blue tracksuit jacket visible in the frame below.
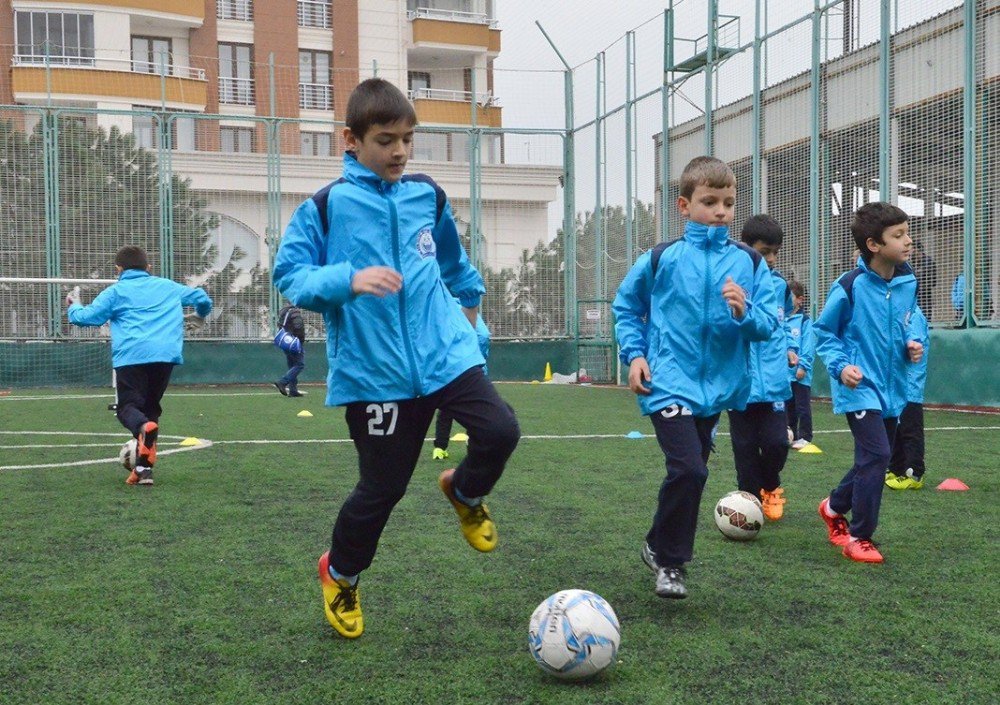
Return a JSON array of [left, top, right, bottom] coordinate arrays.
[[906, 307, 929, 403], [815, 260, 923, 418], [613, 221, 779, 417], [67, 269, 212, 368], [273, 152, 486, 406], [746, 269, 797, 403], [786, 311, 816, 387], [475, 313, 491, 376]]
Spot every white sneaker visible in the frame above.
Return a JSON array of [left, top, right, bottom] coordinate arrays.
[[791, 439, 808, 450]]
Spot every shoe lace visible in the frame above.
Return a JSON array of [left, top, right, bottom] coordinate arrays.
[[331, 582, 358, 611], [855, 539, 879, 552], [662, 566, 685, 582], [831, 516, 849, 537], [466, 502, 490, 525]]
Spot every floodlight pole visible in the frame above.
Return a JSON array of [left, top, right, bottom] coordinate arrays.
[[962, 0, 977, 325], [536, 21, 577, 338], [752, 0, 762, 213], [704, 0, 718, 154], [809, 1, 822, 320], [878, 0, 891, 202]]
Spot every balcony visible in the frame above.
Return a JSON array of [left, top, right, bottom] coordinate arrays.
[[298, 0, 332, 29], [299, 82, 332, 111], [20, 0, 204, 24], [410, 17, 501, 54], [11, 55, 207, 108], [408, 88, 501, 127], [217, 0, 253, 22], [407, 7, 498, 28], [219, 76, 255, 106]]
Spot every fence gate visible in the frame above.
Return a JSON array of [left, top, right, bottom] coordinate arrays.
[[575, 299, 617, 384]]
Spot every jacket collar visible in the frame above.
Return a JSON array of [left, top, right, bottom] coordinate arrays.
[[857, 257, 915, 286], [683, 221, 731, 251], [118, 269, 150, 281], [342, 151, 399, 195]]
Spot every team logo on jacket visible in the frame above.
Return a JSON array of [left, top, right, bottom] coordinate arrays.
[[416, 228, 436, 258]]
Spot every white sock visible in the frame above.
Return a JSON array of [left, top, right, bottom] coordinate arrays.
[[823, 501, 839, 518], [328, 564, 358, 586]]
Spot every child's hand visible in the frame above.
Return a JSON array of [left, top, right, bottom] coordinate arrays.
[[840, 365, 863, 389], [796, 368, 806, 380], [722, 277, 745, 319], [787, 350, 799, 367], [351, 266, 402, 297], [184, 312, 206, 332], [65, 286, 81, 307], [907, 340, 924, 363], [628, 357, 652, 395]]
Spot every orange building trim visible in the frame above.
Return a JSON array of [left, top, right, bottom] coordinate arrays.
[[12, 66, 207, 107], [411, 19, 500, 52], [413, 99, 501, 128], [18, 0, 204, 21]]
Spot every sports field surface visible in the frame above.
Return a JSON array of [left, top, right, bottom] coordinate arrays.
[[1, 384, 996, 704]]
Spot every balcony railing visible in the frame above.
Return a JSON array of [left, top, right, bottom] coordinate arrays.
[[218, 0, 253, 22], [219, 76, 255, 105], [408, 87, 499, 107], [13, 54, 205, 80], [299, 82, 332, 110], [297, 0, 331, 29], [406, 7, 498, 28]]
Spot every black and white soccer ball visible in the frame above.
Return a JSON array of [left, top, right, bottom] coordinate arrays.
[[119, 438, 138, 471], [528, 589, 621, 681]]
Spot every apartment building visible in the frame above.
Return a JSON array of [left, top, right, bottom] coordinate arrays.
[[0, 0, 560, 273]]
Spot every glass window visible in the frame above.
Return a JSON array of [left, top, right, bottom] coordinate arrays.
[[132, 36, 172, 75], [297, 0, 331, 29], [133, 115, 155, 149], [299, 51, 332, 110], [218, 0, 253, 22], [301, 131, 331, 156], [221, 126, 254, 153], [14, 11, 95, 65], [219, 44, 254, 105]]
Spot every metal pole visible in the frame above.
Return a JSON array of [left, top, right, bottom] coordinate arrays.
[[661, 7, 673, 243], [625, 31, 634, 268], [962, 0, 977, 325], [595, 52, 605, 304], [704, 0, 717, 154], [878, 0, 891, 201], [160, 49, 167, 110], [809, 1, 822, 319], [752, 0, 762, 213], [469, 69, 481, 270]]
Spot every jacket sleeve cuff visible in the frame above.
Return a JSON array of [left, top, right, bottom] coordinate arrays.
[[458, 293, 482, 309]]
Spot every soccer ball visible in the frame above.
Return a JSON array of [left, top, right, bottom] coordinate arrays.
[[119, 438, 138, 471], [714, 491, 764, 541], [528, 589, 621, 681], [787, 427, 795, 445]]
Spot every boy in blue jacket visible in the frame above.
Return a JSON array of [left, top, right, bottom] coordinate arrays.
[[613, 156, 778, 599], [67, 245, 212, 486], [815, 202, 924, 563], [433, 310, 491, 460], [273, 79, 520, 638], [786, 280, 816, 449], [726, 215, 799, 520], [885, 306, 929, 490]]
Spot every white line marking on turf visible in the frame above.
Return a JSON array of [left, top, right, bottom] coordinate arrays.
[[0, 432, 212, 471]]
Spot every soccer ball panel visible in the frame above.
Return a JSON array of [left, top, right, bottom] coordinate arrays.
[[528, 589, 621, 681], [714, 491, 764, 541]]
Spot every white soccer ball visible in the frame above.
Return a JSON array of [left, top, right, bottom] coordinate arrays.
[[787, 427, 795, 445], [528, 589, 621, 681], [714, 491, 764, 541], [119, 438, 138, 471]]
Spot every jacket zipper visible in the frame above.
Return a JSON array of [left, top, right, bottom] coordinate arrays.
[[699, 244, 712, 403], [387, 192, 421, 397], [885, 286, 893, 411]]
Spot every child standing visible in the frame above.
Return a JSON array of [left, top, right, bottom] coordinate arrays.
[[885, 306, 929, 489], [726, 215, 799, 520], [432, 309, 491, 460], [815, 202, 924, 563], [273, 301, 307, 397], [273, 79, 520, 638], [66, 245, 212, 486], [613, 156, 778, 599], [786, 280, 816, 449]]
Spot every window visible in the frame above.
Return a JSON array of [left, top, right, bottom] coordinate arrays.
[[134, 115, 156, 149], [132, 36, 172, 75], [217, 0, 253, 22], [408, 71, 431, 99], [219, 44, 254, 105], [220, 126, 255, 153], [14, 11, 94, 65], [301, 131, 332, 157], [299, 51, 331, 110], [297, 0, 331, 29]]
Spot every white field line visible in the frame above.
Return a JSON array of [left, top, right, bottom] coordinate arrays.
[[1, 426, 996, 472]]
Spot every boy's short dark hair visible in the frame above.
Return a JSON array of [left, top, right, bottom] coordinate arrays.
[[741, 214, 784, 247], [851, 202, 908, 263], [115, 246, 148, 271], [789, 280, 805, 298], [345, 78, 418, 140], [679, 156, 736, 199]]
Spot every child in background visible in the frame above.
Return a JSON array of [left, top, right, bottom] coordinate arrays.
[[815, 202, 924, 563], [885, 306, 929, 489], [67, 245, 212, 486], [786, 280, 816, 450], [433, 309, 491, 460], [726, 214, 799, 520], [274, 301, 308, 397], [273, 79, 519, 638], [613, 156, 777, 599]]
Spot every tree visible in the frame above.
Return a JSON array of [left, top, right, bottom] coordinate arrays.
[[0, 117, 265, 338]]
